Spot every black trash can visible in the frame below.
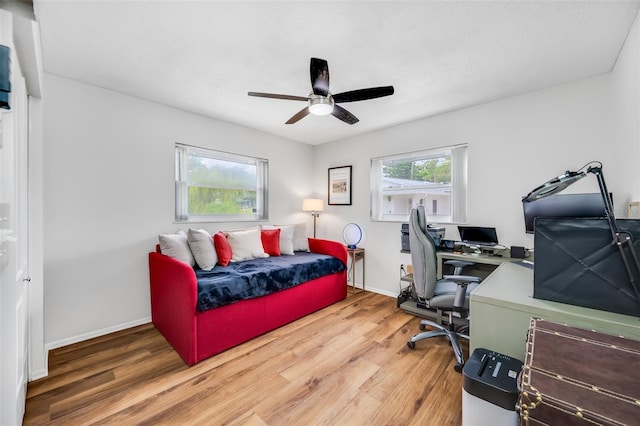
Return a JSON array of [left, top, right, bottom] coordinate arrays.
[[462, 348, 523, 426]]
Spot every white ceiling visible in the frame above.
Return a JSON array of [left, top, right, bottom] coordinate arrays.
[[33, 1, 640, 145]]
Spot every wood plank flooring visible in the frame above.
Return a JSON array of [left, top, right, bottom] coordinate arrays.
[[24, 291, 468, 425]]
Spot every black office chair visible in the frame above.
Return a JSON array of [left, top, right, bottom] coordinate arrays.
[[406, 205, 481, 372]]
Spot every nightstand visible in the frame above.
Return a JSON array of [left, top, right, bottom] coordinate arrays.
[[346, 247, 365, 293]]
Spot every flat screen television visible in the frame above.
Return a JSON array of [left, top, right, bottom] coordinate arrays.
[[522, 192, 610, 234]]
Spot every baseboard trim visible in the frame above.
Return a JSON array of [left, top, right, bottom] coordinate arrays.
[[361, 286, 397, 298], [46, 316, 152, 352], [29, 360, 48, 381]]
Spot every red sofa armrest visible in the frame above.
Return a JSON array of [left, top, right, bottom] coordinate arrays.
[[149, 251, 199, 365], [308, 238, 347, 266]]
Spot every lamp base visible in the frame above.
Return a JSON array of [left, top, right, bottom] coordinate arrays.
[[347, 244, 357, 249]]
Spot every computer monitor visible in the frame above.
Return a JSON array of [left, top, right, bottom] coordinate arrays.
[[522, 192, 609, 234], [457, 226, 499, 246]]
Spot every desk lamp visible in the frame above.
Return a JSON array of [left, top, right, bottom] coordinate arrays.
[[302, 198, 323, 238], [523, 161, 640, 302], [342, 223, 363, 249]]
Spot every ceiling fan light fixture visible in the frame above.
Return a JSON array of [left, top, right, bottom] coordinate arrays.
[[249, 58, 394, 124], [308, 94, 334, 116]]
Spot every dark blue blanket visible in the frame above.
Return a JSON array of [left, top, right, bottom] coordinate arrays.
[[195, 252, 346, 312]]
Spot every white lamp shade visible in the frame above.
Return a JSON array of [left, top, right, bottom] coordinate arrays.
[[302, 198, 324, 212]]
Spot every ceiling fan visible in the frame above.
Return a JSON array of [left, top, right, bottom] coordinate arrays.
[[248, 57, 394, 125]]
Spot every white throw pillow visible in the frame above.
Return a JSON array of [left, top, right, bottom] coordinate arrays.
[[288, 223, 309, 252], [225, 226, 269, 262], [187, 228, 218, 271], [262, 224, 295, 255], [158, 229, 195, 266]]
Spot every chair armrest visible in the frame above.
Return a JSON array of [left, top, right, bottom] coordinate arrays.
[[443, 274, 481, 284], [444, 260, 474, 268], [444, 259, 475, 275], [444, 274, 482, 314]]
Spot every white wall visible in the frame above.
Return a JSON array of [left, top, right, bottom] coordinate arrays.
[[611, 10, 640, 199], [314, 18, 639, 297], [40, 12, 640, 353], [42, 74, 316, 348]]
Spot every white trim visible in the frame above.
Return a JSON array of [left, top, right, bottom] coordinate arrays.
[[27, 96, 45, 381], [362, 286, 398, 299], [45, 317, 152, 352], [28, 357, 47, 381]]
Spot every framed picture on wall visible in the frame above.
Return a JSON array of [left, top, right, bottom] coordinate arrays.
[[328, 165, 352, 205]]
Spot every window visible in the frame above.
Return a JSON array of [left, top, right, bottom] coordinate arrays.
[[370, 144, 467, 223], [175, 144, 268, 222]]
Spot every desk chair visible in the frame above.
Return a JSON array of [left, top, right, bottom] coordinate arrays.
[[406, 205, 481, 372]]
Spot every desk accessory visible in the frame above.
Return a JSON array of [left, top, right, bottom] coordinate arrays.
[[342, 223, 362, 249], [440, 239, 456, 252], [523, 161, 640, 316], [534, 218, 640, 316], [510, 246, 526, 259]]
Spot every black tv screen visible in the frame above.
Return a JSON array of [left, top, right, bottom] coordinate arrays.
[[522, 192, 609, 234]]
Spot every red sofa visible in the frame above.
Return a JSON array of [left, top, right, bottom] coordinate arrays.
[[149, 238, 347, 366]]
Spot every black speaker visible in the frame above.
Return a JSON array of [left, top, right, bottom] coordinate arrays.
[[510, 246, 526, 259]]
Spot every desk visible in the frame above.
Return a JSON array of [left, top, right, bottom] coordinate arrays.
[[346, 247, 365, 293], [470, 262, 640, 361], [436, 251, 516, 279]]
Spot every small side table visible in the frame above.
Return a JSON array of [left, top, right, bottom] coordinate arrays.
[[346, 247, 365, 293]]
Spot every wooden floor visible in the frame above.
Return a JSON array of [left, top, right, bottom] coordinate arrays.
[[24, 291, 468, 425]]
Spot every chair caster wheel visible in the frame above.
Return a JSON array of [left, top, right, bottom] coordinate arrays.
[[454, 363, 463, 373], [407, 341, 415, 350], [419, 324, 426, 331]]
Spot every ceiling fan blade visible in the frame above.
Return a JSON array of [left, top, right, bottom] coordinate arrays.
[[248, 92, 309, 102], [332, 86, 395, 103], [285, 107, 311, 124], [310, 57, 330, 96], [331, 105, 359, 125]]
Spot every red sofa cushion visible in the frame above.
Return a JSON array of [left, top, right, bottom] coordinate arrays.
[[214, 232, 232, 266], [261, 228, 281, 256]]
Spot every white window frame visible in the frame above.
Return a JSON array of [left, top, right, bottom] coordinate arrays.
[[370, 144, 468, 223], [175, 143, 268, 222]]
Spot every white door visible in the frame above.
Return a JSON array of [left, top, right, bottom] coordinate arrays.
[[0, 10, 30, 425]]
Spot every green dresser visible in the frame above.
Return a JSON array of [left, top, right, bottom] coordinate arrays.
[[469, 262, 640, 361]]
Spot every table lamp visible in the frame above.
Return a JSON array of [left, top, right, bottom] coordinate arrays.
[[343, 223, 363, 249], [302, 198, 323, 238]]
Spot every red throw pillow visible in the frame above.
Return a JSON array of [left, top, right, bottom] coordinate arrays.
[[214, 232, 232, 266], [261, 228, 281, 256]]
